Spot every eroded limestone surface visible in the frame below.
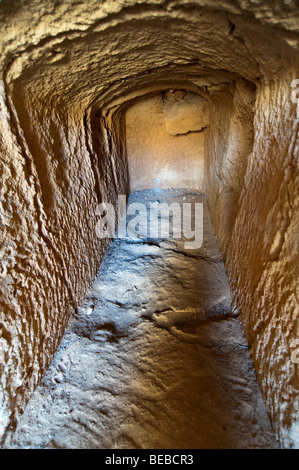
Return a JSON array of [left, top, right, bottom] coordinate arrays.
[[5, 190, 279, 449], [126, 93, 207, 191], [0, 0, 298, 448]]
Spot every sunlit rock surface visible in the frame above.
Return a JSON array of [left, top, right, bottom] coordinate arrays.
[[126, 93, 207, 190]]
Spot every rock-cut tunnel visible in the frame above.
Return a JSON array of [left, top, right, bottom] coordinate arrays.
[[0, 0, 298, 449]]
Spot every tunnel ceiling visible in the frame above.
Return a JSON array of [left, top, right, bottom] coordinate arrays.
[[2, 0, 298, 115]]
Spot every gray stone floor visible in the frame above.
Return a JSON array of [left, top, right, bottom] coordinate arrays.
[[5, 189, 279, 449]]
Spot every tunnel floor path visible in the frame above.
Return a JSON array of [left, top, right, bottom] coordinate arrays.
[[7, 189, 279, 449]]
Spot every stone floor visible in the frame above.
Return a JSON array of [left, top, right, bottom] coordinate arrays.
[[5, 189, 279, 449]]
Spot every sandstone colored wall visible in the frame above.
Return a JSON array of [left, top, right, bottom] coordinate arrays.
[[0, 75, 129, 439], [0, 0, 298, 448], [204, 72, 299, 447], [225, 73, 299, 447], [205, 78, 256, 258], [126, 92, 207, 191]]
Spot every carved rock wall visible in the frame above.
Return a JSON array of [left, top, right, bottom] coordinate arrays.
[[126, 92, 207, 191], [0, 0, 298, 447]]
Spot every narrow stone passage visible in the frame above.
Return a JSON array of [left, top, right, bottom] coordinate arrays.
[[6, 189, 279, 449]]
